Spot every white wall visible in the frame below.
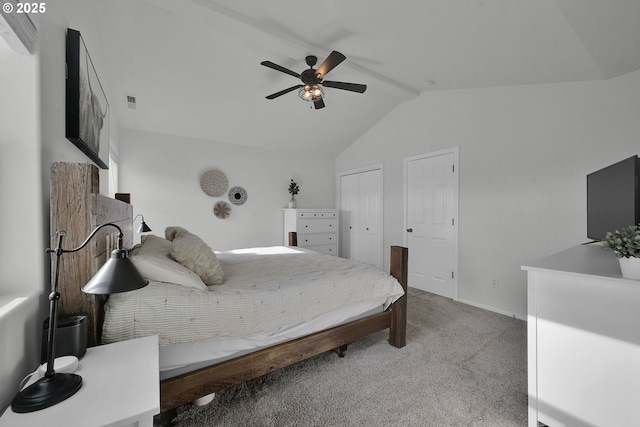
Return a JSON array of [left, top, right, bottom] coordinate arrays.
[[336, 71, 640, 318], [0, 36, 41, 293], [0, 1, 118, 411], [38, 1, 115, 192], [119, 129, 335, 250], [0, 39, 44, 412]]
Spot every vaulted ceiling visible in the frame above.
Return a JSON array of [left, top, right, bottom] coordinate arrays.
[[93, 0, 640, 156]]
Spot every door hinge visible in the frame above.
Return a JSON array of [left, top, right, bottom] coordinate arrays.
[[452, 164, 455, 173], [452, 271, 454, 279], [452, 218, 455, 226]]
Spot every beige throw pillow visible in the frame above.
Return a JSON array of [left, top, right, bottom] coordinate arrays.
[[168, 228, 224, 286], [165, 226, 190, 242], [129, 235, 207, 291]]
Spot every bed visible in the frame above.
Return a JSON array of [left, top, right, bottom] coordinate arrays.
[[50, 162, 408, 416]]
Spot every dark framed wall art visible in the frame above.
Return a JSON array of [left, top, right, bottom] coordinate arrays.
[[65, 28, 109, 169]]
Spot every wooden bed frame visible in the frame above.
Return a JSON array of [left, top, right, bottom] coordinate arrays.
[[50, 162, 408, 416]]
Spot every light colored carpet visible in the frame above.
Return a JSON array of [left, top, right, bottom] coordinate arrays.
[[171, 288, 528, 426]]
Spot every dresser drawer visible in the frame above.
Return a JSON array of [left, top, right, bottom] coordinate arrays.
[[297, 211, 338, 219], [298, 233, 337, 247], [307, 244, 338, 256], [298, 219, 336, 234]]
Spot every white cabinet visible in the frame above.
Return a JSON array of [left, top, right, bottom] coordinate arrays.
[[522, 245, 640, 427], [283, 209, 338, 255]]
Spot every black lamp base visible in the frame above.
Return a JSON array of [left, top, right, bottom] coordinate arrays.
[[11, 373, 82, 413]]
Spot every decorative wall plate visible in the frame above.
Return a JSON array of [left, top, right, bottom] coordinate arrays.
[[228, 186, 247, 206], [200, 170, 228, 197], [214, 201, 231, 219]]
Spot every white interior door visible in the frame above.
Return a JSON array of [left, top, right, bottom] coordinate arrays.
[[339, 167, 383, 269], [406, 149, 458, 298]]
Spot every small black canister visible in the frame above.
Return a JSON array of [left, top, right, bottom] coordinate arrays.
[[41, 313, 88, 362]]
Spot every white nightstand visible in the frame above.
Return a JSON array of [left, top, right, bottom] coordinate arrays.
[[0, 335, 159, 427]]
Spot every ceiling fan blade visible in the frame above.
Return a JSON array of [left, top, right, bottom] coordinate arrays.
[[314, 98, 325, 109], [260, 61, 301, 79], [322, 81, 367, 93], [265, 85, 303, 99], [316, 51, 346, 78]]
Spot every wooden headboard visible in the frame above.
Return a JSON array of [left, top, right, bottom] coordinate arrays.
[[50, 162, 134, 346]]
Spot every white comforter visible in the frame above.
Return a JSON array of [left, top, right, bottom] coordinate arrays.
[[102, 246, 404, 346]]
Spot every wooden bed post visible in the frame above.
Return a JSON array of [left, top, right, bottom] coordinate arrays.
[[389, 246, 408, 348], [288, 231, 297, 246]]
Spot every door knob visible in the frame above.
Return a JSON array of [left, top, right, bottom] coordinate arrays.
[[407, 228, 413, 232]]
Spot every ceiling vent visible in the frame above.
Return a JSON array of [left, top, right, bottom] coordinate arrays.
[[126, 94, 137, 109]]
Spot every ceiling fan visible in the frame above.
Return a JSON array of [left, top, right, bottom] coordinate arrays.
[[260, 51, 367, 110]]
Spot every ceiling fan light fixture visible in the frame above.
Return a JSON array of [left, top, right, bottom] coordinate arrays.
[[298, 84, 324, 102]]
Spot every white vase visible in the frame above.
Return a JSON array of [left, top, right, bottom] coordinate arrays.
[[288, 196, 296, 209], [619, 257, 640, 280]]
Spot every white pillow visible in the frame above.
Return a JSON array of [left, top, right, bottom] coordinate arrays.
[[169, 230, 224, 286], [137, 234, 171, 251], [130, 235, 207, 291]]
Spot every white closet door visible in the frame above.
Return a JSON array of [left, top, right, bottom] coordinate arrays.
[[339, 168, 383, 269], [340, 172, 359, 261], [359, 169, 382, 267]]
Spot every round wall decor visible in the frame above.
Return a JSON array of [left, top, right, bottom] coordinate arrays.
[[200, 170, 228, 197], [214, 201, 231, 219], [228, 186, 247, 206]]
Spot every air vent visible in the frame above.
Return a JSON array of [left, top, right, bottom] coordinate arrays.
[[126, 94, 137, 109]]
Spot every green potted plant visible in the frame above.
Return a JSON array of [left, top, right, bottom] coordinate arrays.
[[288, 179, 299, 208], [602, 224, 640, 279]]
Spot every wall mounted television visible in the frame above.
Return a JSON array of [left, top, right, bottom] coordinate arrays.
[[587, 155, 640, 241]]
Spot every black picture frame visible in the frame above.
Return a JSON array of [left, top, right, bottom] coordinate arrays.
[[65, 28, 109, 169]]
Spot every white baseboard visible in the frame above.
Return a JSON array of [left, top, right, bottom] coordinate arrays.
[[456, 298, 527, 321]]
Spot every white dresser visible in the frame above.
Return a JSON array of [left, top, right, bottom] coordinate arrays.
[[283, 209, 338, 255], [522, 245, 640, 427]]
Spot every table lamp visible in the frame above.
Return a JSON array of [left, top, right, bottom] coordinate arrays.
[[10, 223, 148, 413], [134, 214, 152, 233]]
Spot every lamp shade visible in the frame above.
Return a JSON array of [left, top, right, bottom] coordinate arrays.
[[137, 221, 152, 233], [82, 249, 148, 294], [298, 84, 324, 102], [134, 214, 152, 233]]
